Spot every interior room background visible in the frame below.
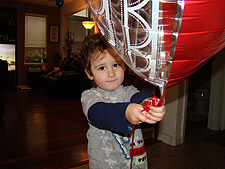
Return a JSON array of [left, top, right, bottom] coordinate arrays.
[[0, 0, 224, 146]]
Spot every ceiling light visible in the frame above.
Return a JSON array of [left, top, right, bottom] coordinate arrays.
[[82, 21, 95, 30]]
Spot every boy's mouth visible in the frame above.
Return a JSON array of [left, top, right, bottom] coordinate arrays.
[[107, 79, 117, 83]]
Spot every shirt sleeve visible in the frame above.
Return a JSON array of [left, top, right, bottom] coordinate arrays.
[[88, 102, 134, 134], [81, 88, 154, 134], [130, 92, 154, 103]]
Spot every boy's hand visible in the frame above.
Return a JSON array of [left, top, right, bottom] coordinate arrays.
[[141, 97, 165, 124], [126, 100, 166, 125], [125, 103, 149, 125], [144, 105, 165, 124]]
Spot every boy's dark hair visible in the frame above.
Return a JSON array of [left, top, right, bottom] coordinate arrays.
[[78, 33, 108, 75]]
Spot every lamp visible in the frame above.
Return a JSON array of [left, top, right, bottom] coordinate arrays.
[[82, 21, 95, 30]]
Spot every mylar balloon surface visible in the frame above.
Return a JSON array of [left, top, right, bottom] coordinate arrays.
[[56, 0, 64, 8], [88, 0, 184, 92], [167, 0, 225, 87]]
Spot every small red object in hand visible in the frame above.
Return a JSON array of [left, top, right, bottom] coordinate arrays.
[[142, 96, 159, 112], [142, 96, 158, 112], [141, 88, 165, 112]]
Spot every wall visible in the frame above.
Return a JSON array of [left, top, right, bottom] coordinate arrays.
[[60, 0, 88, 58], [158, 80, 188, 146], [69, 16, 88, 54], [0, 0, 60, 86], [69, 15, 95, 54], [208, 48, 225, 130]]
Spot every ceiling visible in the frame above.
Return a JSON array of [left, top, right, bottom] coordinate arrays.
[[10, 0, 75, 7]]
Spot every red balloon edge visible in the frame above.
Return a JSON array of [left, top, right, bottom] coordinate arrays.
[[167, 0, 225, 87]]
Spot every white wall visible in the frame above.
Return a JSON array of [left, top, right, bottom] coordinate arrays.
[[208, 48, 225, 130], [158, 80, 188, 146]]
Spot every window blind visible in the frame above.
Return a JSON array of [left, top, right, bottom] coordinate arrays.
[[25, 15, 47, 48]]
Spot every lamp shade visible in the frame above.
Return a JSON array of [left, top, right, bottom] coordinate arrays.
[[82, 21, 95, 29]]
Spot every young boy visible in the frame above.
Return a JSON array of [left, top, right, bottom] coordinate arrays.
[[78, 33, 165, 169]]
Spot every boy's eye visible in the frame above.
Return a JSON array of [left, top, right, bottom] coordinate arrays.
[[98, 66, 105, 71], [113, 63, 120, 67]]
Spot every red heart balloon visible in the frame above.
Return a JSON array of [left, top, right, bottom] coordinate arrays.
[[88, 0, 224, 90], [167, 0, 225, 87]]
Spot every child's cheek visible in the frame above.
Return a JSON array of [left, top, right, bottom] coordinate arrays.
[[94, 74, 105, 85]]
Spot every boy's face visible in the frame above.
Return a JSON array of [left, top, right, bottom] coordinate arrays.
[[85, 48, 126, 91]]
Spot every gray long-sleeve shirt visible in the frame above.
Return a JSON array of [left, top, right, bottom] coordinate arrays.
[[81, 85, 153, 169]]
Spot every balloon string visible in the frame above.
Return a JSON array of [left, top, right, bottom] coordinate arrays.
[[130, 126, 135, 169], [130, 88, 166, 169], [157, 88, 166, 107]]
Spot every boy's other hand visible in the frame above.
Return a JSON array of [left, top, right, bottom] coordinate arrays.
[[144, 105, 165, 124], [126, 103, 166, 125], [125, 103, 149, 125]]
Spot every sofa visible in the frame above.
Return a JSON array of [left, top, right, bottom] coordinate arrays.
[[39, 57, 91, 96]]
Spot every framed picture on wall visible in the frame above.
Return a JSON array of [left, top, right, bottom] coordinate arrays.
[[49, 24, 59, 43]]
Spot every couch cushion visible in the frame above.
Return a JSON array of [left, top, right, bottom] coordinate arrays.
[[60, 58, 84, 73]]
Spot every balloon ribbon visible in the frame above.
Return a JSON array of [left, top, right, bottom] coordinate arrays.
[[130, 88, 166, 169]]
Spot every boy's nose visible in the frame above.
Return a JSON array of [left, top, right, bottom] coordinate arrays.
[[107, 68, 115, 77]]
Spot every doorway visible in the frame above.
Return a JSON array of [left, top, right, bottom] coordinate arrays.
[[187, 58, 213, 122]]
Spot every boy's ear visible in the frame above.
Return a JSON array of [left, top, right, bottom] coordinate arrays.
[[85, 68, 94, 80]]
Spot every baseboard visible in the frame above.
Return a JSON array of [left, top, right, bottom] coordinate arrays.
[[157, 133, 184, 146], [17, 85, 31, 90]]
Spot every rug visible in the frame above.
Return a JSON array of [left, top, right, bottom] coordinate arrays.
[[204, 130, 225, 147]]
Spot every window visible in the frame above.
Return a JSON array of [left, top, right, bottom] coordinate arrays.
[[25, 14, 47, 64], [72, 9, 88, 17]]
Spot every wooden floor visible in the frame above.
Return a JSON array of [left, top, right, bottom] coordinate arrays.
[[0, 89, 89, 169], [1, 89, 225, 169]]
